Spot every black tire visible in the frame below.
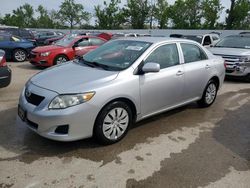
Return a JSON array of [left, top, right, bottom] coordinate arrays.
[[197, 80, 218, 108], [13, 49, 27, 62], [94, 101, 133, 145], [53, 55, 69, 65], [245, 74, 250, 83]]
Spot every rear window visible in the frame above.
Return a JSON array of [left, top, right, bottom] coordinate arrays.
[[20, 30, 32, 37], [182, 35, 203, 44]]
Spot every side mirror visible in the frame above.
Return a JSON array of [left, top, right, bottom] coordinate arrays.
[[142, 62, 160, 73], [210, 44, 214, 47]]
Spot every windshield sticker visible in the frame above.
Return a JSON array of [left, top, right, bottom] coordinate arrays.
[[126, 46, 143, 51]]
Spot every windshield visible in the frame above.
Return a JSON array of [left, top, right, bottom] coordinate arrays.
[[81, 40, 152, 71], [215, 36, 250, 49], [55, 36, 75, 47], [182, 35, 203, 44]]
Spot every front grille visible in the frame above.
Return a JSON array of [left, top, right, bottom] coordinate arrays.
[[226, 69, 234, 73], [25, 90, 45, 106]]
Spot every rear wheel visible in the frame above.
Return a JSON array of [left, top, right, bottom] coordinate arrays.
[[53, 55, 69, 65], [13, 49, 27, 62], [94, 101, 132, 145], [198, 80, 218, 107], [245, 74, 250, 82]]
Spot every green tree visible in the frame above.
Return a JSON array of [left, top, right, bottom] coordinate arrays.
[[1, 3, 36, 28], [124, 0, 151, 29], [185, 0, 202, 28], [169, 0, 189, 28], [201, 0, 224, 29], [154, 0, 169, 29], [226, 0, 250, 29], [95, 0, 125, 29], [169, 0, 202, 29], [36, 5, 54, 28], [58, 0, 90, 29]]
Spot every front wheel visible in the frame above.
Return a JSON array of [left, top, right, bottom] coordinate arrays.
[[94, 101, 133, 145], [198, 80, 218, 107], [13, 49, 27, 62], [53, 55, 69, 65]]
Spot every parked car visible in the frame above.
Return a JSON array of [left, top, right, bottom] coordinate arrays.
[[43, 32, 112, 45], [0, 27, 36, 44], [18, 37, 225, 144], [0, 33, 35, 62], [0, 50, 11, 88], [44, 35, 65, 45], [29, 35, 106, 67], [209, 34, 250, 81], [112, 33, 139, 39], [35, 31, 63, 46], [170, 33, 220, 47]]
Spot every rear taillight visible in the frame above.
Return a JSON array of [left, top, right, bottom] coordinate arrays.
[[0, 55, 7, 67]]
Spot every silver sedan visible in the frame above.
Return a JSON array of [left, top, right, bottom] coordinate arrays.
[[18, 37, 225, 144]]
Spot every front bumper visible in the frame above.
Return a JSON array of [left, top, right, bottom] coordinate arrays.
[[225, 64, 250, 77], [18, 83, 99, 141], [29, 52, 53, 67], [0, 66, 11, 88]]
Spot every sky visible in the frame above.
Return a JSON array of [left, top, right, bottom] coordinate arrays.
[[0, 0, 231, 23]]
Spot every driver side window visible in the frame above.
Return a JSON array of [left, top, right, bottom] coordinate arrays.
[[144, 44, 180, 69], [77, 38, 89, 47]]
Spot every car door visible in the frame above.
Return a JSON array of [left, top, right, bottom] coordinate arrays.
[[139, 43, 185, 117], [0, 35, 12, 59], [180, 43, 211, 101], [73, 38, 90, 56]]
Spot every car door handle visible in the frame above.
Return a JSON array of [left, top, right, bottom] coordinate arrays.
[[205, 64, 211, 69], [176, 70, 184, 76]]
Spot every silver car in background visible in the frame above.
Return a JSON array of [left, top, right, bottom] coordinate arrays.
[[18, 37, 225, 144], [209, 34, 250, 81]]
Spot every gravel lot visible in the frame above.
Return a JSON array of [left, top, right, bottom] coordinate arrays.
[[0, 61, 250, 188]]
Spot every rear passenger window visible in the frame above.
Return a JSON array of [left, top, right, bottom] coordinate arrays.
[[89, 38, 105, 46], [145, 44, 179, 69], [0, 35, 10, 41], [181, 43, 207, 63]]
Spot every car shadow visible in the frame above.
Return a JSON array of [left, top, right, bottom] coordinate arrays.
[[0, 103, 196, 164], [16, 63, 46, 70], [1, 88, 249, 164]]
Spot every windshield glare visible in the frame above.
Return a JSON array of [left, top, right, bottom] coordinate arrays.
[[215, 36, 250, 49], [55, 36, 75, 47], [82, 40, 152, 71]]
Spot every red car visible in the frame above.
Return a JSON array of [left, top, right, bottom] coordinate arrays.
[[29, 35, 106, 67]]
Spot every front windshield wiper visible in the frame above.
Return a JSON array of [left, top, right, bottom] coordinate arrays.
[[78, 57, 111, 70]]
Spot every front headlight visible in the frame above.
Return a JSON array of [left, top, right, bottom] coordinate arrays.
[[40, 52, 51, 57], [239, 56, 250, 65], [49, 92, 95, 109]]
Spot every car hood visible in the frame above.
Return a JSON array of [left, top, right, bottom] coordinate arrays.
[[209, 47, 250, 56], [32, 45, 65, 53], [30, 61, 119, 93]]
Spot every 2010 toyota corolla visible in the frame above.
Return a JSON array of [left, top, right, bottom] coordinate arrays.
[[18, 37, 225, 144]]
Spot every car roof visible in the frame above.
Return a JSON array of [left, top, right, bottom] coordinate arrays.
[[114, 37, 194, 44]]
